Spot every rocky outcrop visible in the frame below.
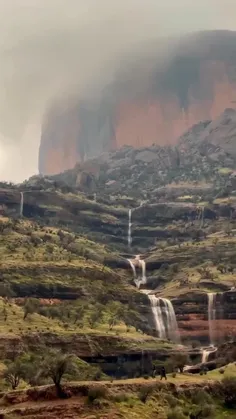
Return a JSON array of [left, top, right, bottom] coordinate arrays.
[[0, 331, 173, 360], [38, 107, 236, 208], [39, 30, 236, 175]]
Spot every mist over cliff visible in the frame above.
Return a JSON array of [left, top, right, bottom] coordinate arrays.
[[0, 0, 236, 181]]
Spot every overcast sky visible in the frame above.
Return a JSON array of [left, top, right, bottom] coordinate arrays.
[[0, 0, 236, 183]]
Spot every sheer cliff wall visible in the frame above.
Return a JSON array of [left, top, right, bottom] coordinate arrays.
[[39, 30, 236, 175]]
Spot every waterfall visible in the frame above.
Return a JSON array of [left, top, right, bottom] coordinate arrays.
[[200, 205, 205, 228], [208, 293, 217, 346], [128, 209, 132, 247], [162, 298, 180, 343], [139, 260, 147, 285], [148, 295, 166, 339], [128, 259, 136, 278], [126, 252, 180, 342], [20, 192, 24, 217], [127, 257, 146, 288], [201, 349, 210, 364], [148, 295, 180, 343], [201, 347, 217, 363]]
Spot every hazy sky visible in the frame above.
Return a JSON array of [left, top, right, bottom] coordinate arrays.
[[0, 0, 236, 183]]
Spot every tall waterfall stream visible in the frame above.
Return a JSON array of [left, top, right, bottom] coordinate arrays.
[[127, 253, 180, 343]]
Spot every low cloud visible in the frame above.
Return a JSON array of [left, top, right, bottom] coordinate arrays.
[[0, 0, 235, 181]]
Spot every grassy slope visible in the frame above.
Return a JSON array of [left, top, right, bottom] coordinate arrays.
[[146, 219, 236, 297], [0, 299, 173, 351], [0, 218, 171, 352]]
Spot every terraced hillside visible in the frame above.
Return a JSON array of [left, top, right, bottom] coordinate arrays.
[[1, 109, 236, 417]]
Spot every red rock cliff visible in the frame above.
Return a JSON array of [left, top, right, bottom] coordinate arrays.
[[39, 30, 236, 175]]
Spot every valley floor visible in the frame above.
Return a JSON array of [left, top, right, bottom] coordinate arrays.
[[1, 370, 236, 419]]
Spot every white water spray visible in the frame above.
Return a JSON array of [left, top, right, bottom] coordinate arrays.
[[128, 209, 132, 247], [19, 192, 24, 217], [208, 293, 217, 346]]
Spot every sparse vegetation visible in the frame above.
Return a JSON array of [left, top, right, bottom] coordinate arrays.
[[2, 135, 236, 418]]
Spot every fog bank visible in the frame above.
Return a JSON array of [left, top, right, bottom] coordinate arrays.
[[0, 0, 235, 181]]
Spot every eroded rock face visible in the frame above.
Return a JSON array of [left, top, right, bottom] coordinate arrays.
[[39, 30, 236, 175], [173, 291, 236, 344]]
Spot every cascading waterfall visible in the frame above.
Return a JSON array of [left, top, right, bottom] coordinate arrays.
[[126, 250, 180, 343], [128, 209, 132, 247], [128, 259, 136, 278], [208, 293, 217, 346], [127, 255, 146, 288], [201, 347, 217, 363], [201, 349, 209, 364], [200, 293, 218, 363], [148, 295, 166, 339], [148, 295, 180, 343], [20, 192, 24, 217], [162, 298, 180, 343], [139, 259, 147, 286]]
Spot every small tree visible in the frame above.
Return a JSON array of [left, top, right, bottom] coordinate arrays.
[[23, 298, 40, 320], [73, 305, 85, 324], [4, 357, 25, 390], [2, 306, 7, 321], [88, 311, 99, 329], [170, 353, 189, 373], [108, 314, 118, 330], [40, 350, 77, 398], [217, 264, 226, 274], [0, 283, 15, 299]]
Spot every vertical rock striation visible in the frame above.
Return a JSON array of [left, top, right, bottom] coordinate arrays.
[[39, 30, 236, 175]]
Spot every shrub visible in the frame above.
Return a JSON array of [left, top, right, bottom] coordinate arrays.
[[167, 407, 186, 419], [170, 353, 189, 373], [87, 385, 107, 403], [191, 340, 201, 349], [191, 389, 212, 405], [93, 370, 102, 381], [222, 376, 236, 408], [201, 404, 215, 418], [165, 394, 178, 408], [113, 392, 132, 403], [190, 404, 215, 418], [138, 384, 155, 403]]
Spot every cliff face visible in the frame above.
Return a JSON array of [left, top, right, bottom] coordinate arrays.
[[39, 30, 236, 175], [173, 292, 236, 344]]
